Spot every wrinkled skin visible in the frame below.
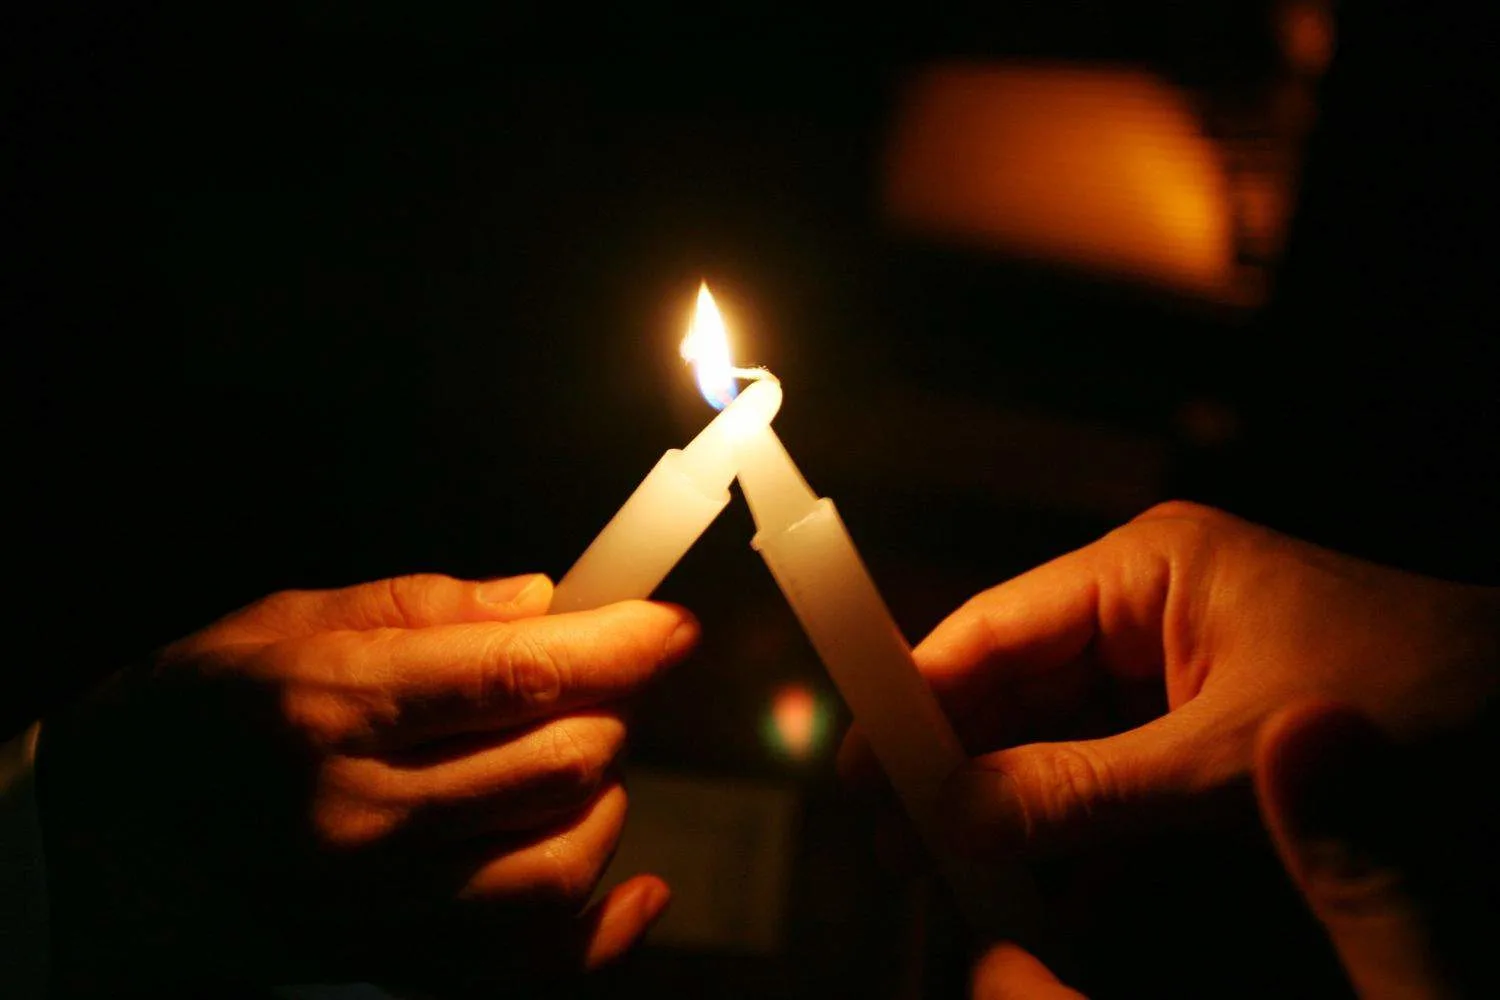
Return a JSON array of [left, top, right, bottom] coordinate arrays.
[[38, 573, 697, 996], [843, 502, 1498, 997]]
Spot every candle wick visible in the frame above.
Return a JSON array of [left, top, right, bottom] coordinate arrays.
[[732, 366, 777, 384]]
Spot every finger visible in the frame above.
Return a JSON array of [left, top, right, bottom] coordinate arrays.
[[458, 781, 630, 908], [385, 714, 628, 839], [214, 573, 554, 643], [307, 573, 555, 631], [972, 942, 1088, 1000], [939, 696, 1228, 858], [579, 874, 672, 969], [396, 873, 670, 989], [913, 531, 1174, 751], [1255, 702, 1448, 1000], [375, 601, 698, 745]]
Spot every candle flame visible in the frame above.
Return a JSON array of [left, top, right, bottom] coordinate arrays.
[[680, 282, 765, 410]]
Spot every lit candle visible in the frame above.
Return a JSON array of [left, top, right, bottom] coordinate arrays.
[[559, 282, 1041, 942], [550, 285, 780, 614]]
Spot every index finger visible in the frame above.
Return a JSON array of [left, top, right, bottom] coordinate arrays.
[[914, 527, 1176, 750], [203, 573, 554, 647], [366, 600, 699, 747]]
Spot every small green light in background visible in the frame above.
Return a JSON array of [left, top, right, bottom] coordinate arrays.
[[762, 682, 830, 761]]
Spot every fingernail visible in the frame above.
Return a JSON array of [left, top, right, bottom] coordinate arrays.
[[663, 618, 698, 660], [479, 574, 548, 606]]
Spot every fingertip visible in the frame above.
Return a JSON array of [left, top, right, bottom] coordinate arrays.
[[548, 597, 699, 666], [656, 604, 701, 662], [636, 874, 673, 927], [583, 875, 671, 970], [600, 599, 699, 642], [592, 600, 700, 665]]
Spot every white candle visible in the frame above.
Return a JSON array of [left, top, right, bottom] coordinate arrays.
[[550, 378, 781, 614], [550, 285, 779, 614], [737, 420, 1042, 941]]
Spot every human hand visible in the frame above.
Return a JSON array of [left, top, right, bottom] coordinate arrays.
[[967, 699, 1496, 999], [841, 501, 1498, 858], [36, 573, 698, 995]]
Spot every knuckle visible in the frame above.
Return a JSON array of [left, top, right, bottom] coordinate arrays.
[[492, 632, 566, 710], [311, 797, 402, 852], [272, 635, 393, 750], [385, 573, 456, 626], [546, 722, 597, 790], [540, 842, 600, 907], [329, 755, 417, 807], [281, 686, 358, 749], [255, 633, 312, 681], [238, 588, 322, 639], [1032, 744, 1117, 834], [1133, 499, 1218, 525], [310, 760, 408, 849], [255, 587, 315, 620], [540, 720, 617, 801], [1118, 500, 1222, 568]]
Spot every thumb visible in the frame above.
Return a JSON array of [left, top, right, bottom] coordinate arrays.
[[1254, 701, 1449, 1000], [941, 700, 1217, 857]]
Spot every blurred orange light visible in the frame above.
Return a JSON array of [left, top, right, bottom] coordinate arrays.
[[1280, 1, 1335, 76], [885, 64, 1239, 299]]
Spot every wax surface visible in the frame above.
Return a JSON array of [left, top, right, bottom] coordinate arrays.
[[740, 426, 1043, 943], [550, 452, 730, 614], [550, 378, 782, 614]]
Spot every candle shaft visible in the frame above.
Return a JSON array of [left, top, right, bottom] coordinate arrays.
[[551, 379, 782, 614], [739, 426, 1042, 942]]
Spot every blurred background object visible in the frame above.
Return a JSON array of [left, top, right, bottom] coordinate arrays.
[[8, 0, 1494, 996], [886, 65, 1248, 301]]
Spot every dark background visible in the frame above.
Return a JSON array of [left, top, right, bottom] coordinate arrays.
[[8, 2, 1496, 997]]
